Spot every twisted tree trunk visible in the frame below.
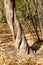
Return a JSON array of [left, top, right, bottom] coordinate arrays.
[[3, 0, 31, 58]]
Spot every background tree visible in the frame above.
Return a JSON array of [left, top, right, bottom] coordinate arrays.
[[0, 0, 7, 23], [25, 0, 43, 52]]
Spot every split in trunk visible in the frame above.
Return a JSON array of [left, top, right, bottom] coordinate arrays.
[[3, 0, 32, 58]]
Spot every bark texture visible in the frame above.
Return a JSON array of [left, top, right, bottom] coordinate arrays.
[[3, 0, 31, 58]]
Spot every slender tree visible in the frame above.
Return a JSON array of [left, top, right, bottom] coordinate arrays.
[[3, 0, 32, 58]]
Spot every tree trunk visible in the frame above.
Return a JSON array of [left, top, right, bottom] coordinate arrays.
[[3, 0, 15, 41], [3, 0, 31, 58]]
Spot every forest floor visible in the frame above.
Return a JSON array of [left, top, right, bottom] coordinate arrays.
[[0, 23, 43, 65]]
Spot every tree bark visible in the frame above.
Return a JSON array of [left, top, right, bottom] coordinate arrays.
[[3, 0, 31, 58], [3, 0, 16, 41]]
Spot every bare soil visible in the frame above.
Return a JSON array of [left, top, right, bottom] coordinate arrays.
[[0, 23, 43, 65]]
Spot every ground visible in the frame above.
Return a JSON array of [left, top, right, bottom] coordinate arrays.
[[0, 23, 43, 65]]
